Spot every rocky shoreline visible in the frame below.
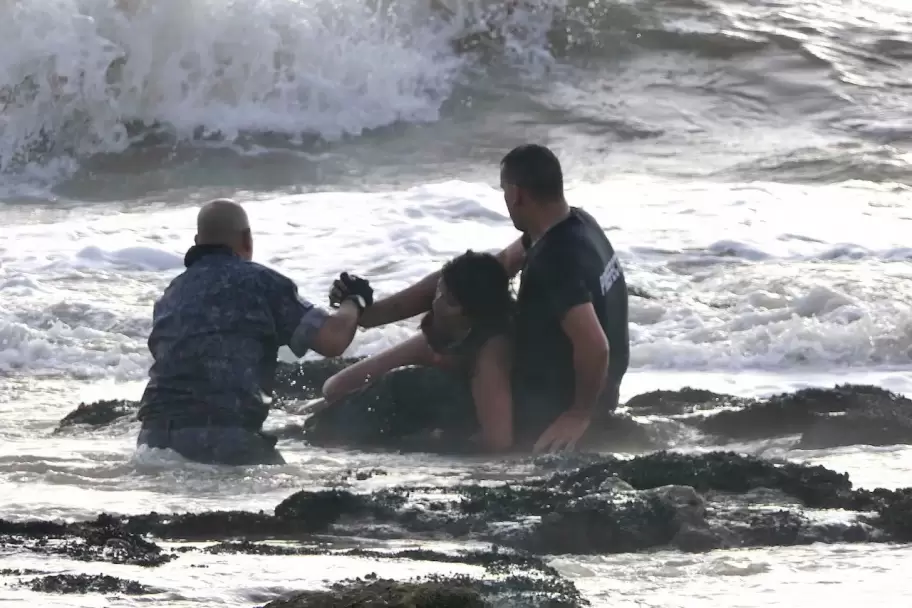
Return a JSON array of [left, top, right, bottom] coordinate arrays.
[[2, 450, 911, 604], [13, 359, 911, 604], [57, 359, 912, 452]]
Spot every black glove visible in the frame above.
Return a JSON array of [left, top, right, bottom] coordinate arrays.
[[329, 272, 373, 311]]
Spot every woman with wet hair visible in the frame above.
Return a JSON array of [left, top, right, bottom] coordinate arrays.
[[315, 250, 515, 452]]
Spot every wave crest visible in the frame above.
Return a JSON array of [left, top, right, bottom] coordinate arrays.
[[0, 0, 466, 171]]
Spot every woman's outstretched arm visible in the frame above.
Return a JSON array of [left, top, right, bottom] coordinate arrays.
[[322, 333, 435, 403]]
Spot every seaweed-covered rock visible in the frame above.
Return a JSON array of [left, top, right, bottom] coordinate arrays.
[[261, 576, 489, 608], [26, 573, 155, 595], [2, 452, 912, 577], [797, 403, 912, 449], [0, 513, 173, 566], [546, 451, 850, 506], [55, 399, 136, 431], [851, 487, 912, 542], [624, 388, 740, 416], [524, 489, 679, 554], [694, 384, 910, 443], [260, 569, 587, 608]]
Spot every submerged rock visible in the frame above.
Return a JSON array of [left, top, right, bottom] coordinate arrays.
[[259, 568, 589, 607], [55, 359, 912, 452], [259, 568, 590, 607], [6, 451, 910, 555], [55, 399, 136, 432], [25, 573, 155, 595], [797, 403, 912, 449], [692, 384, 912, 446], [261, 576, 488, 608], [0, 513, 173, 567], [2, 451, 912, 604]]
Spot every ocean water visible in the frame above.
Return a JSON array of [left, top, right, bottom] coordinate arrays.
[[1, 0, 911, 605]]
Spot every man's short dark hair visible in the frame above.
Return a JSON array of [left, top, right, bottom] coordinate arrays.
[[500, 144, 564, 202]]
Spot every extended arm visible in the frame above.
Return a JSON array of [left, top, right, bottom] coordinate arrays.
[[357, 237, 527, 328], [303, 300, 362, 358], [271, 274, 364, 358], [322, 333, 435, 403], [470, 335, 514, 452]]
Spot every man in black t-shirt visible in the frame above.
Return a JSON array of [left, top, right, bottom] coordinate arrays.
[[500, 145, 629, 451], [336, 144, 629, 453]]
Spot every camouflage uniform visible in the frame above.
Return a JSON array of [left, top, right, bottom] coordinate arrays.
[[136, 244, 328, 465]]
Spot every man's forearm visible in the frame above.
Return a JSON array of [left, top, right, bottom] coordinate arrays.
[[304, 299, 362, 358], [569, 346, 609, 413], [357, 270, 440, 328]]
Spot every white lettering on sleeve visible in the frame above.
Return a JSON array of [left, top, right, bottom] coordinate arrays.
[[599, 254, 622, 295]]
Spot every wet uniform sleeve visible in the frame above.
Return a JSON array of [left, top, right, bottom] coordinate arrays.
[[267, 272, 330, 357], [541, 248, 592, 321]]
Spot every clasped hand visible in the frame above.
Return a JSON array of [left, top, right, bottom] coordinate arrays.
[[328, 271, 374, 310]]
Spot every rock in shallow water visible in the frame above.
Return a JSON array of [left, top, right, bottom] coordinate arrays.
[[55, 399, 136, 431], [25, 573, 155, 595], [55, 360, 912, 452], [2, 451, 912, 604], [0, 513, 173, 567], [260, 575, 489, 608]]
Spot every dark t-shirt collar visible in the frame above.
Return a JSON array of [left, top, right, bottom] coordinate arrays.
[[184, 244, 238, 268], [523, 206, 577, 251]]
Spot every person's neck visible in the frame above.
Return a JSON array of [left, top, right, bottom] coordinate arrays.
[[184, 242, 239, 267], [525, 201, 571, 244]]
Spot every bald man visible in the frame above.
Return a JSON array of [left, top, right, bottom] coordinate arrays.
[[135, 199, 374, 466]]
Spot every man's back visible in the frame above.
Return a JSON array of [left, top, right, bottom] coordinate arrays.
[[138, 245, 304, 429], [514, 207, 629, 409]]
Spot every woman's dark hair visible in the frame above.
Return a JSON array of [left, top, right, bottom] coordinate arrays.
[[441, 249, 515, 329]]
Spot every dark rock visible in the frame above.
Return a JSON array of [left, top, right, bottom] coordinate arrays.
[[695, 384, 912, 445], [26, 573, 154, 595], [548, 451, 853, 509], [2, 450, 912, 595], [120, 510, 312, 541], [260, 571, 587, 608], [863, 488, 912, 541], [55, 399, 136, 431], [0, 513, 173, 566], [0, 568, 43, 576], [798, 404, 912, 449], [274, 488, 407, 527], [524, 490, 678, 554], [624, 387, 739, 416], [261, 576, 488, 607]]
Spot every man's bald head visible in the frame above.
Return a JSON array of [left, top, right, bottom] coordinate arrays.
[[194, 199, 254, 260]]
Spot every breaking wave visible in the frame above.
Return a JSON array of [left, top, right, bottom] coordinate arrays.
[[2, 0, 910, 182]]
